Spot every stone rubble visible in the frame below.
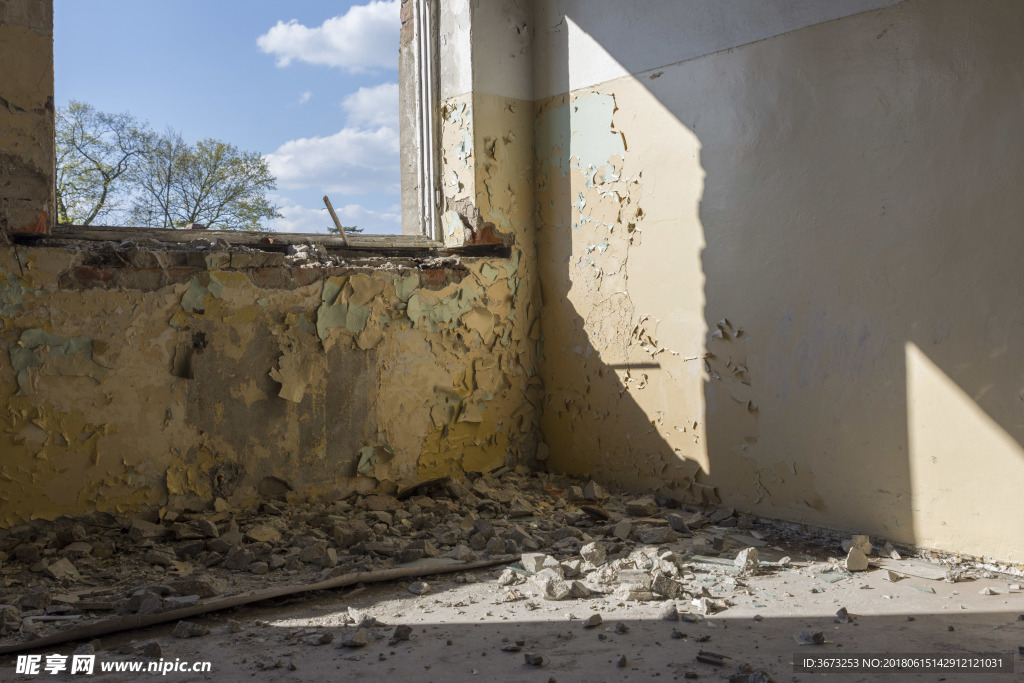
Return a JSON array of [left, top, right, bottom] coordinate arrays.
[[0, 467, 1019, 663]]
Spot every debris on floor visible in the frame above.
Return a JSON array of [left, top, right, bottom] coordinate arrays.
[[2, 468, 1023, 681]]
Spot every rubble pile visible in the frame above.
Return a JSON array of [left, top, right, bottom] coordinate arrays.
[[0, 467, 1018, 651]]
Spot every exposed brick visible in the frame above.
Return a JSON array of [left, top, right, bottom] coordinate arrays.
[[10, 210, 48, 236]]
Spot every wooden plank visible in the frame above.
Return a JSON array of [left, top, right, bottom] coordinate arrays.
[[48, 225, 442, 250]]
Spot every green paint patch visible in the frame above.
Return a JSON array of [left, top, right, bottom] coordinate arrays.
[[316, 277, 364, 342], [181, 279, 210, 314], [406, 284, 480, 331], [480, 264, 500, 282], [206, 273, 226, 299], [10, 329, 95, 394], [346, 305, 371, 334], [0, 272, 27, 317], [395, 275, 419, 302]]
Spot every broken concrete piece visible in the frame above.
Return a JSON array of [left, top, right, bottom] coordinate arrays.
[[389, 625, 413, 645], [520, 553, 549, 573], [144, 549, 175, 567], [884, 570, 901, 582], [508, 498, 535, 517], [652, 574, 688, 600], [137, 640, 162, 658], [569, 580, 592, 598], [169, 577, 225, 599], [734, 547, 759, 575], [530, 567, 572, 600], [580, 542, 606, 567], [625, 497, 660, 516], [845, 547, 869, 572], [341, 628, 369, 648], [637, 526, 677, 544], [659, 602, 679, 621], [62, 541, 93, 559], [129, 519, 169, 543], [244, 525, 282, 543], [560, 558, 583, 578], [613, 520, 634, 541], [408, 581, 430, 595], [796, 631, 826, 645], [979, 586, 997, 595], [583, 481, 605, 501], [842, 535, 872, 556], [665, 513, 693, 535], [44, 557, 80, 581], [708, 507, 735, 525], [173, 620, 209, 638], [583, 613, 602, 628], [523, 653, 546, 667], [0, 605, 22, 632], [308, 632, 334, 646], [691, 597, 721, 615]]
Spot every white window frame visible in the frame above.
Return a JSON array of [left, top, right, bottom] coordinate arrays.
[[402, 0, 441, 241]]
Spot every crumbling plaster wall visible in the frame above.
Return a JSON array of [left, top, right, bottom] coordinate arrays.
[[532, 0, 1024, 562], [0, 0, 54, 236], [0, 244, 540, 525], [0, 0, 542, 525]]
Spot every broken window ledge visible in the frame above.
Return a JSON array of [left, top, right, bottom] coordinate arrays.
[[15, 225, 509, 259]]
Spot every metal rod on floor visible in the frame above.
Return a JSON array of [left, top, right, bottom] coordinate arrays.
[[0, 555, 518, 656]]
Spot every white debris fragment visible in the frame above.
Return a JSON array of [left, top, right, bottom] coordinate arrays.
[[845, 547, 869, 572], [530, 567, 572, 600], [734, 548, 759, 576], [580, 542, 606, 568]]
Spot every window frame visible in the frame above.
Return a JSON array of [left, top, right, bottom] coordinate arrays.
[[51, 0, 442, 247]]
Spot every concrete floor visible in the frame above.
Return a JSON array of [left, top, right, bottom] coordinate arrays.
[[8, 534, 1022, 682]]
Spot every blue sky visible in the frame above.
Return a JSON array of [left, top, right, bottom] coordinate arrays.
[[55, 0, 401, 233]]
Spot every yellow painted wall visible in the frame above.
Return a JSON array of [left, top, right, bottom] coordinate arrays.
[[0, 245, 536, 524], [535, 0, 1024, 562]]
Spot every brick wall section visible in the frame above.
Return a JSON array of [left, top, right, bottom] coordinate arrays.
[[0, 0, 54, 235], [400, 0, 415, 48]]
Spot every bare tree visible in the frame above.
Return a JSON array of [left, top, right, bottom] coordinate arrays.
[[55, 101, 150, 225]]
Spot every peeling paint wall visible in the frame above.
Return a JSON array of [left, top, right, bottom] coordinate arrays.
[[533, 0, 1024, 562], [0, 0, 54, 235], [0, 245, 538, 524], [0, 0, 541, 524]]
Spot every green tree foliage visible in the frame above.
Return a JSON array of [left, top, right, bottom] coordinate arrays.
[[55, 100, 150, 225], [128, 133, 281, 231], [328, 223, 363, 234], [56, 102, 282, 231]]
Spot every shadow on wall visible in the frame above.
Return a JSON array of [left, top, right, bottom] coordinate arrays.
[[534, 34, 713, 504], [538, 0, 1024, 559]]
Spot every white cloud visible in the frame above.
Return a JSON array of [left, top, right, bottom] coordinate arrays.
[[297, 90, 312, 105], [342, 82, 398, 128], [265, 126, 400, 197], [268, 198, 400, 235], [257, 1, 400, 72]]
